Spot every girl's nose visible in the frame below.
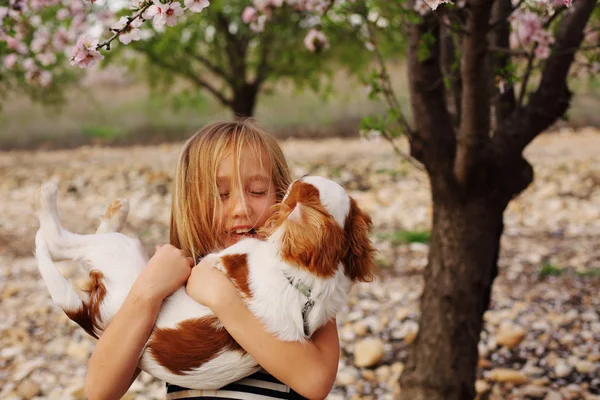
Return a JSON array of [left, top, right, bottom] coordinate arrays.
[[230, 191, 250, 218]]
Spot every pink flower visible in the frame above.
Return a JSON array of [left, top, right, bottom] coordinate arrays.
[[37, 51, 57, 66], [164, 2, 184, 26], [414, 0, 431, 16], [242, 6, 257, 23], [423, 0, 452, 11], [70, 35, 104, 69], [303, 28, 329, 53], [564, 0, 572, 7], [511, 11, 542, 48], [52, 27, 72, 51], [6, 37, 28, 55], [112, 16, 144, 44], [26, 69, 52, 87], [3, 53, 18, 70], [56, 8, 70, 20], [184, 0, 209, 13], [23, 58, 37, 71], [144, 1, 184, 28], [535, 45, 551, 59]]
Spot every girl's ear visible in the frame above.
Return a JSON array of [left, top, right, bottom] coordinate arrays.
[[279, 205, 345, 279], [343, 198, 377, 282]]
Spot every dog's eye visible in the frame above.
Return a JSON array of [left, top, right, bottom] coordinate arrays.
[[219, 192, 230, 200]]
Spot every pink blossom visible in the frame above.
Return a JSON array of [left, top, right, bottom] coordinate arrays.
[[303, 28, 329, 53], [52, 27, 72, 51], [164, 2, 184, 27], [31, 28, 51, 53], [564, 0, 572, 7], [112, 16, 144, 45], [23, 58, 37, 71], [37, 51, 57, 66], [414, 0, 431, 16], [70, 35, 104, 69], [511, 11, 542, 48], [6, 37, 28, 55], [144, 1, 183, 28], [423, 0, 452, 11], [184, 0, 210, 13], [26, 68, 52, 87], [535, 45, 551, 59], [242, 6, 257, 23], [250, 15, 266, 33], [3, 53, 18, 70], [56, 8, 70, 21]]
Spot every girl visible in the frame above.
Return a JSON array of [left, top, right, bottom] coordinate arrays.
[[84, 120, 340, 400]]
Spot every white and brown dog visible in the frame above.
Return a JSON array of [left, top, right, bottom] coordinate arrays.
[[34, 176, 376, 389]]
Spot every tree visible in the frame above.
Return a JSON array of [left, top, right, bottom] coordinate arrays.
[[0, 0, 380, 117], [105, 0, 383, 117], [2, 0, 598, 398], [354, 0, 599, 398]]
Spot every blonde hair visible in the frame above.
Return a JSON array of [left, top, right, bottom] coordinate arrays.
[[170, 120, 291, 261]]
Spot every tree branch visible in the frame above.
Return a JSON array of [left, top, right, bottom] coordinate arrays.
[[254, 30, 273, 86], [406, 12, 456, 171], [190, 51, 235, 85], [215, 12, 250, 87], [145, 50, 232, 108], [440, 24, 462, 128], [491, 0, 598, 161], [454, 0, 494, 186], [489, 0, 517, 129]]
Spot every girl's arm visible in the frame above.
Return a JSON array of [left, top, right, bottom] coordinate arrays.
[[186, 261, 340, 400], [85, 245, 193, 400]]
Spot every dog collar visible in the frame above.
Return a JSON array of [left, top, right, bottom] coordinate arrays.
[[285, 275, 315, 337]]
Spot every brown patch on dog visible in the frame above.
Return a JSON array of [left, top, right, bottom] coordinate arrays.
[[148, 316, 243, 375], [274, 181, 345, 278], [103, 200, 123, 218], [220, 254, 252, 298], [342, 197, 377, 282], [65, 270, 107, 339]]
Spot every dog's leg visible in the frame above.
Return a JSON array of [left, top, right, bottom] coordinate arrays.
[[96, 199, 129, 234], [38, 182, 93, 260], [34, 230, 84, 313]]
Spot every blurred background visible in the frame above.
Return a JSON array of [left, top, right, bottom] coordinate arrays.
[[1, 0, 600, 399]]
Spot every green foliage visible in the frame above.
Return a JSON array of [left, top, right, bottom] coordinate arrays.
[[82, 125, 123, 139], [576, 268, 600, 278], [538, 263, 563, 278], [379, 230, 431, 245], [102, 0, 404, 115]]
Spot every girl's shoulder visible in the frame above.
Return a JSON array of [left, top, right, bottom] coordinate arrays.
[[165, 369, 308, 400]]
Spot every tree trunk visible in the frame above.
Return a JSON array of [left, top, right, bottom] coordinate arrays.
[[399, 176, 508, 400], [231, 83, 258, 118]]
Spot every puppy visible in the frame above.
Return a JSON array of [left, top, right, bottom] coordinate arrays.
[[35, 176, 376, 389]]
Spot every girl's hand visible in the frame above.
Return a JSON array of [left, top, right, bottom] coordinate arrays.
[[185, 257, 239, 309], [133, 244, 194, 302]]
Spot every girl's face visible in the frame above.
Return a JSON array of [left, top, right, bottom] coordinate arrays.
[[217, 146, 278, 247]]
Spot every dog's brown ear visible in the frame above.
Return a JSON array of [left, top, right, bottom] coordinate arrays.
[[343, 198, 377, 282], [279, 205, 345, 279]]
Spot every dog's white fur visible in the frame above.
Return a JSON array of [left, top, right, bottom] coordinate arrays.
[[34, 176, 373, 389]]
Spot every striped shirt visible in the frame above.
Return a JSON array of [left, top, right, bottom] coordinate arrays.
[[165, 370, 308, 400]]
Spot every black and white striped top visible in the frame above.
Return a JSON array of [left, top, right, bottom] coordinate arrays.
[[165, 370, 308, 400]]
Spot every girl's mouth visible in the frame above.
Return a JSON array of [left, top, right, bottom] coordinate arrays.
[[227, 228, 258, 241]]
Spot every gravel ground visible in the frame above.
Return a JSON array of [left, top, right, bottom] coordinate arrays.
[[1, 128, 599, 400]]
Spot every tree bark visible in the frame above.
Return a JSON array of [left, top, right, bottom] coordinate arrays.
[[399, 175, 507, 400], [231, 83, 259, 118]]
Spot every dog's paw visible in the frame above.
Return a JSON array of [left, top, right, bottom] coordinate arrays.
[[97, 199, 130, 234], [40, 182, 58, 204], [104, 199, 130, 219]]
